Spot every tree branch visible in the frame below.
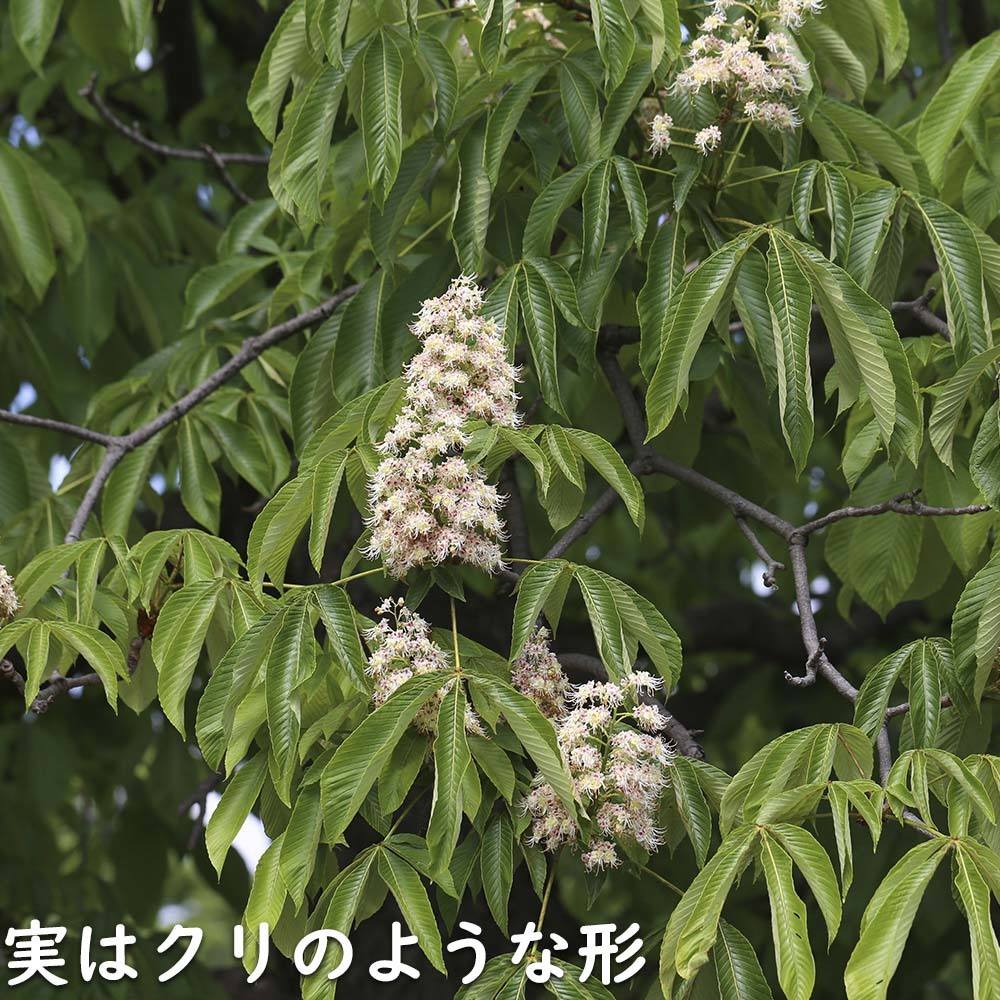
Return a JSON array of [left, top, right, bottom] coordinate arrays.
[[0, 410, 117, 446], [56, 285, 361, 544], [80, 74, 266, 203], [891, 289, 950, 340]]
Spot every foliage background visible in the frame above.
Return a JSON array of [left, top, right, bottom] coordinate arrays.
[[0, 0, 999, 997]]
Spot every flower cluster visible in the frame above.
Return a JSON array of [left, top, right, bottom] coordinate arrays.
[[366, 276, 521, 578], [647, 0, 816, 157], [0, 565, 19, 620], [511, 627, 570, 720], [363, 598, 483, 736], [517, 636, 674, 873]]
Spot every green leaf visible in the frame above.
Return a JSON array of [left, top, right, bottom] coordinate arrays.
[[843, 839, 950, 1000], [321, 671, 448, 844], [117, 0, 151, 56], [769, 824, 843, 945], [951, 547, 1000, 708], [12, 0, 62, 72], [574, 565, 629, 678], [713, 921, 775, 1000], [152, 580, 223, 735], [955, 844, 1000, 997], [777, 233, 921, 465], [301, 848, 377, 998], [971, 401, 1000, 508], [0, 144, 56, 300], [510, 560, 571, 659], [635, 0, 681, 70], [377, 849, 446, 973], [929, 347, 1000, 469], [559, 63, 601, 164], [672, 754, 713, 867], [759, 833, 815, 1000], [465, 669, 577, 820], [916, 33, 1000, 188], [519, 263, 564, 415], [279, 784, 323, 908], [266, 600, 312, 805], [183, 256, 272, 330], [313, 584, 369, 693], [854, 641, 917, 738], [248, 0, 310, 142], [912, 196, 991, 362], [638, 215, 687, 380], [661, 825, 758, 990], [469, 734, 516, 803], [361, 30, 404, 210], [178, 418, 222, 534], [206, 754, 268, 877], [427, 683, 472, 876], [272, 61, 347, 222], [481, 811, 514, 935], [766, 237, 815, 475], [453, 116, 492, 275], [307, 450, 348, 573], [564, 428, 645, 530], [484, 66, 547, 186], [591, 0, 636, 91], [646, 230, 761, 439]]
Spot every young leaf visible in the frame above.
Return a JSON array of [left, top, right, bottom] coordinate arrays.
[[426, 682, 472, 876]]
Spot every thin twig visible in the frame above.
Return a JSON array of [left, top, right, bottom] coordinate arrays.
[[796, 488, 989, 537], [81, 74, 269, 165], [80, 74, 265, 204], [179, 770, 226, 852], [735, 516, 784, 587]]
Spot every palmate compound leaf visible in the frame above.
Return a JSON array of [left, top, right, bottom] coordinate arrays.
[[843, 839, 951, 1000], [720, 724, 873, 834]]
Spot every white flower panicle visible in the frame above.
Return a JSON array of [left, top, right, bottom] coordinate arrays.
[[0, 565, 19, 620], [511, 627, 570, 719], [516, 635, 674, 873], [643, 0, 816, 159], [366, 276, 521, 579], [362, 598, 484, 736]]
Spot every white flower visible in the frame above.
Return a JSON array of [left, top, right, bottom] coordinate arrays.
[[744, 99, 802, 128], [775, 0, 824, 29], [0, 565, 19, 620], [694, 125, 722, 155], [581, 840, 621, 872], [647, 113, 673, 154]]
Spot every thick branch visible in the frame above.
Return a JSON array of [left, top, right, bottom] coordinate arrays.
[[891, 289, 950, 340], [0, 410, 116, 446]]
